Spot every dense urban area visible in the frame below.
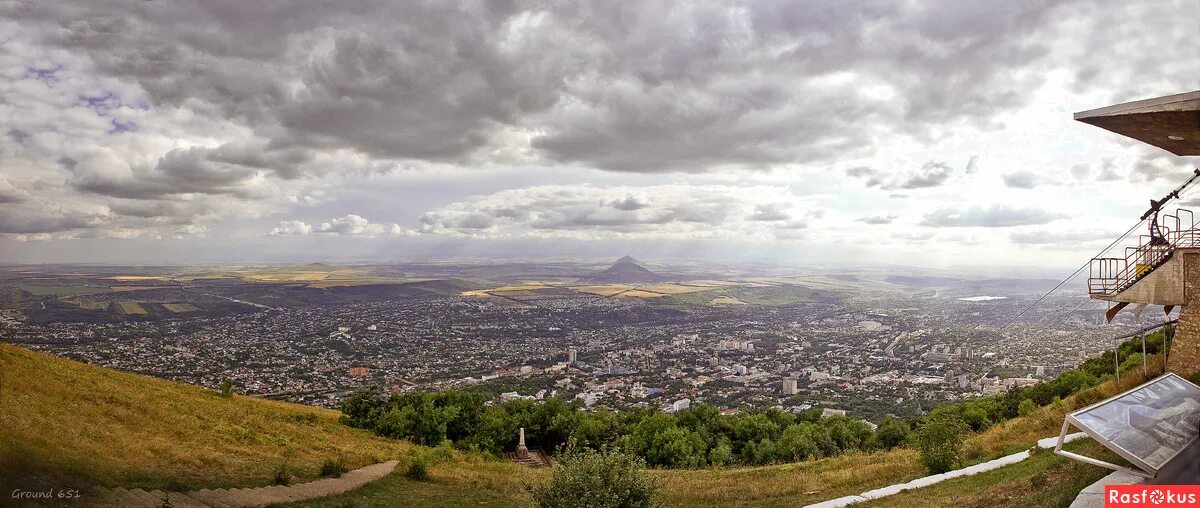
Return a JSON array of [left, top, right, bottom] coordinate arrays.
[[0, 260, 1166, 423]]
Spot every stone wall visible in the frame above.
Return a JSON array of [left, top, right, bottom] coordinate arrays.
[[1170, 252, 1200, 377], [1171, 302, 1200, 377]]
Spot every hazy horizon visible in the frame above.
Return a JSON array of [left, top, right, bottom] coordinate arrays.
[[2, 1, 1197, 270]]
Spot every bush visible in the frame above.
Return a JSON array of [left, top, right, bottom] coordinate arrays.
[[405, 459, 430, 481], [320, 457, 346, 477], [528, 448, 659, 508], [873, 418, 910, 450], [914, 414, 968, 474], [273, 462, 291, 486], [1017, 399, 1038, 418], [219, 379, 234, 398]]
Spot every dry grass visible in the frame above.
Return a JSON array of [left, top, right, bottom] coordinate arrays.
[[965, 356, 1166, 460], [635, 284, 715, 295], [618, 289, 670, 298], [655, 449, 923, 507], [461, 284, 553, 296], [860, 440, 1119, 508], [0, 342, 1154, 506], [0, 343, 411, 491], [572, 284, 634, 296]]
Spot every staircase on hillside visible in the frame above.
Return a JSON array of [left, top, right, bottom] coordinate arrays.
[[1088, 208, 1197, 297]]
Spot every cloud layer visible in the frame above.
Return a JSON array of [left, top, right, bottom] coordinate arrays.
[[0, 0, 1196, 267]]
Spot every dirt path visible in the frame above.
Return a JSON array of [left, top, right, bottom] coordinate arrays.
[[90, 460, 399, 507]]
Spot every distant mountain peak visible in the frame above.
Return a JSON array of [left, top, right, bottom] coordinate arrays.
[[582, 256, 663, 283]]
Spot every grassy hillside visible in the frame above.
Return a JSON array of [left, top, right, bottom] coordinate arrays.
[[0, 342, 1158, 507], [0, 344, 922, 507]]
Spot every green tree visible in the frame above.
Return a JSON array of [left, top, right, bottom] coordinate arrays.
[[708, 439, 734, 467], [1017, 399, 1038, 418], [627, 414, 705, 468], [528, 448, 660, 508], [339, 387, 386, 428], [777, 422, 828, 462], [874, 418, 911, 450], [914, 414, 968, 474], [826, 417, 873, 452]]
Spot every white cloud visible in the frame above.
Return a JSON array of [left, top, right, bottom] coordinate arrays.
[[269, 215, 407, 237], [419, 185, 821, 240]]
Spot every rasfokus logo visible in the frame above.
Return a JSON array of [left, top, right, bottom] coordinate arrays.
[[1106, 485, 1200, 507]]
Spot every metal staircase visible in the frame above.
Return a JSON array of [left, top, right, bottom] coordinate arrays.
[[1089, 208, 1198, 296]]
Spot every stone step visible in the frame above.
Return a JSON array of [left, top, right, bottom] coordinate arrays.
[[186, 488, 237, 508], [93, 459, 401, 508]]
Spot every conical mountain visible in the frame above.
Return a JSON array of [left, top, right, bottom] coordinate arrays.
[[582, 256, 665, 283]]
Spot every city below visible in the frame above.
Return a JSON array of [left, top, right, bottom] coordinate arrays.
[[0, 258, 1165, 423]]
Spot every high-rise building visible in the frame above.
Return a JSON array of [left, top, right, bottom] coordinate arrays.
[[781, 378, 798, 395], [567, 347, 577, 364]]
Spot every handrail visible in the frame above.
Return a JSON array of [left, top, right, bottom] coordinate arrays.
[[1088, 208, 1197, 296]]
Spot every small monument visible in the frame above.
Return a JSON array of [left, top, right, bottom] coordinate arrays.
[[516, 427, 529, 457]]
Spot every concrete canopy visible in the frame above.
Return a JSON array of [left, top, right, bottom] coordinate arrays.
[[1075, 90, 1200, 156]]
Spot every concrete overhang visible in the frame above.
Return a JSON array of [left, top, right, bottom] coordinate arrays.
[[1075, 90, 1200, 156], [1092, 248, 1200, 307]]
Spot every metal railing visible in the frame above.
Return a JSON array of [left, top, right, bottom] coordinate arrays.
[[1088, 209, 1196, 296]]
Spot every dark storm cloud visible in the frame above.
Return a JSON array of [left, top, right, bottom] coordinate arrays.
[[0, 209, 95, 234], [68, 143, 307, 199], [6, 0, 1085, 173], [107, 200, 213, 220], [921, 205, 1063, 228]]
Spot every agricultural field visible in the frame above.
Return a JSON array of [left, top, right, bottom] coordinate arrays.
[[572, 284, 633, 296], [618, 289, 670, 298], [115, 301, 149, 315], [162, 303, 200, 313], [18, 285, 111, 296]]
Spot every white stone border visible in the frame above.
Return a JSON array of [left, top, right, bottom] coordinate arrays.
[[804, 433, 1088, 508]]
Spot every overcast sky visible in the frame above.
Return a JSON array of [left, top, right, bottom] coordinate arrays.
[[1, 1, 1197, 269]]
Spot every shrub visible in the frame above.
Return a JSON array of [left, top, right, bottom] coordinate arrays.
[[708, 441, 733, 467], [873, 417, 910, 450], [405, 459, 430, 481], [914, 414, 968, 474], [1017, 399, 1038, 418], [320, 457, 346, 477], [219, 379, 234, 398], [273, 462, 291, 486], [528, 448, 659, 508]]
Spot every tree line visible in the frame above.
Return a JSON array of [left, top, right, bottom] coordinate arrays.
[[340, 327, 1171, 471]]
